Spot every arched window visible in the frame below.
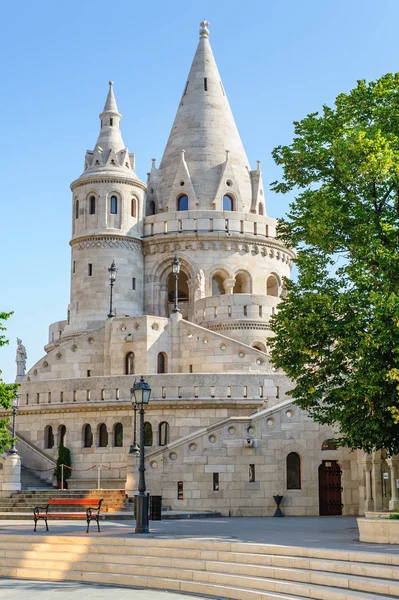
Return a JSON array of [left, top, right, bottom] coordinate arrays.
[[75, 200, 79, 219], [98, 423, 108, 447], [44, 425, 54, 449], [167, 271, 189, 303], [157, 352, 167, 373], [258, 202, 264, 215], [212, 275, 225, 295], [113, 423, 123, 447], [177, 194, 188, 211], [83, 424, 93, 448], [144, 422, 153, 446], [110, 195, 118, 214], [125, 352, 135, 375], [233, 271, 252, 294], [131, 198, 137, 218], [58, 424, 66, 447], [223, 195, 234, 211], [159, 421, 170, 446], [267, 275, 279, 297], [287, 452, 301, 489], [322, 439, 338, 450], [147, 200, 156, 216], [89, 196, 96, 215]]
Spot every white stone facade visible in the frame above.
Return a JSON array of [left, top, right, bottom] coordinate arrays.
[[3, 21, 391, 516]]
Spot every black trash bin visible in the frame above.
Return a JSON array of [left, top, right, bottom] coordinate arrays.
[[149, 495, 163, 520]]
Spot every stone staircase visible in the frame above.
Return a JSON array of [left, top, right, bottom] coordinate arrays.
[[21, 467, 53, 490], [0, 489, 128, 514], [0, 535, 398, 599]]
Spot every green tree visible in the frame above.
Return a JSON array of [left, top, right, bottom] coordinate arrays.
[[54, 444, 72, 486], [0, 312, 18, 452], [269, 73, 399, 455]]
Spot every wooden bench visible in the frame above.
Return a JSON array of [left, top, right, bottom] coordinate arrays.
[[33, 498, 103, 533]]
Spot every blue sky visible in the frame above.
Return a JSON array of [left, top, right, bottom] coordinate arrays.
[[2, 0, 399, 382]]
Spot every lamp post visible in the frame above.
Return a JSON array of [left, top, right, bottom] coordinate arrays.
[[8, 393, 19, 455], [131, 376, 151, 533], [172, 255, 180, 314], [129, 396, 140, 456], [107, 260, 118, 318]]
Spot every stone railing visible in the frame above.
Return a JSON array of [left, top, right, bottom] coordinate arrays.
[[195, 294, 279, 325]]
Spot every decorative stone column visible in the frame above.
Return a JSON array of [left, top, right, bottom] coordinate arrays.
[[364, 462, 374, 511], [388, 458, 399, 511], [0, 453, 22, 496], [223, 278, 236, 295]]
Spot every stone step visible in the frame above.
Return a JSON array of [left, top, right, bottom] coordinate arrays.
[[1, 554, 398, 598], [0, 562, 396, 600]]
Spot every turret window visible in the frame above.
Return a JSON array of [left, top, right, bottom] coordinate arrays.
[[89, 196, 96, 215], [131, 198, 137, 218], [75, 200, 79, 219], [110, 196, 118, 214], [258, 202, 264, 215], [177, 195, 188, 211], [223, 195, 234, 211], [204, 77, 208, 91], [110, 118, 113, 126], [88, 264, 93, 276]]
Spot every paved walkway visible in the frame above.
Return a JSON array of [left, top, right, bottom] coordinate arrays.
[[0, 516, 398, 554], [0, 579, 202, 600]]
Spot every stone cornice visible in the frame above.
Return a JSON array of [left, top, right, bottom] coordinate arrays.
[[70, 175, 147, 192], [70, 234, 142, 251], [0, 398, 261, 417], [142, 233, 295, 262]]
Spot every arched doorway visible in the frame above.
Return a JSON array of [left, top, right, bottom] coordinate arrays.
[[318, 460, 343, 515], [167, 270, 189, 318]]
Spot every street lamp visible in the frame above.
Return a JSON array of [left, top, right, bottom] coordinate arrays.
[[107, 260, 118, 318], [131, 376, 151, 534], [8, 393, 20, 455], [172, 255, 181, 314]]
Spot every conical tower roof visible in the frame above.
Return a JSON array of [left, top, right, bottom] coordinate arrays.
[[155, 21, 253, 211]]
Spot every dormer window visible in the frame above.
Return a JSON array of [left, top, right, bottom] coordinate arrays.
[[223, 195, 234, 211], [110, 196, 118, 214], [177, 195, 188, 211]]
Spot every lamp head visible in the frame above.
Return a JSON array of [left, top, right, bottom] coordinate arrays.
[[108, 260, 117, 282], [172, 254, 180, 275], [131, 375, 151, 405]]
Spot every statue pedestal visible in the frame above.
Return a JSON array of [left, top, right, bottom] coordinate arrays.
[[125, 453, 139, 499], [0, 453, 22, 496]]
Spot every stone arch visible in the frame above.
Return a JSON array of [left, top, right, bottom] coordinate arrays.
[[149, 254, 200, 318], [266, 273, 280, 296], [209, 266, 232, 296], [287, 452, 301, 489], [233, 269, 252, 293], [57, 424, 66, 447], [252, 341, 267, 352]]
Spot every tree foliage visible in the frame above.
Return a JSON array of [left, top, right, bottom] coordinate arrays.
[[0, 312, 18, 453], [54, 444, 72, 483], [269, 73, 399, 455]]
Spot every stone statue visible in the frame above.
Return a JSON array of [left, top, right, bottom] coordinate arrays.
[[15, 338, 27, 382], [195, 269, 206, 298]]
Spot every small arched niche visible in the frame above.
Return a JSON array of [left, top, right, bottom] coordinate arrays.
[[252, 342, 267, 352], [212, 274, 226, 296], [223, 195, 234, 211], [267, 274, 279, 297], [58, 424, 66, 447], [157, 352, 167, 374], [258, 202, 264, 215], [83, 424, 93, 448], [233, 271, 252, 294], [147, 200, 156, 216], [125, 352, 135, 375], [144, 422, 153, 446]]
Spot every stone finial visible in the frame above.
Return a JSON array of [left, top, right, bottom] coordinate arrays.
[[200, 20, 210, 38], [109, 80, 114, 87], [151, 158, 156, 169], [257, 160, 261, 171]]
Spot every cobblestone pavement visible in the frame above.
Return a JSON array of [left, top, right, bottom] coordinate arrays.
[[0, 516, 398, 554], [0, 579, 203, 600]]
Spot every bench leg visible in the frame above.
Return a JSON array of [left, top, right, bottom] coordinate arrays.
[[45, 518, 49, 532], [97, 517, 100, 533], [34, 518, 37, 532]]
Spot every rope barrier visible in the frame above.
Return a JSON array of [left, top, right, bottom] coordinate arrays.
[[22, 463, 126, 472]]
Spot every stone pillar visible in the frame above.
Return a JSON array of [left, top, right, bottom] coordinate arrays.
[[372, 455, 383, 512], [125, 453, 139, 499], [0, 453, 22, 495], [223, 278, 236, 295], [388, 459, 399, 511], [169, 311, 183, 373], [364, 463, 374, 511]]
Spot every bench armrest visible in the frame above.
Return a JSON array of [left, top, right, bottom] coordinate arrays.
[[34, 505, 49, 515]]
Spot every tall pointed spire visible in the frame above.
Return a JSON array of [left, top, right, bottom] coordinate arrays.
[[79, 82, 136, 177], [154, 20, 253, 211]]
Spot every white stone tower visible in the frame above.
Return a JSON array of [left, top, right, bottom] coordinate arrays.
[[144, 21, 292, 349], [63, 82, 146, 336]]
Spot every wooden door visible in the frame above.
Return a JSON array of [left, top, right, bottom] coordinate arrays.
[[318, 460, 343, 515]]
